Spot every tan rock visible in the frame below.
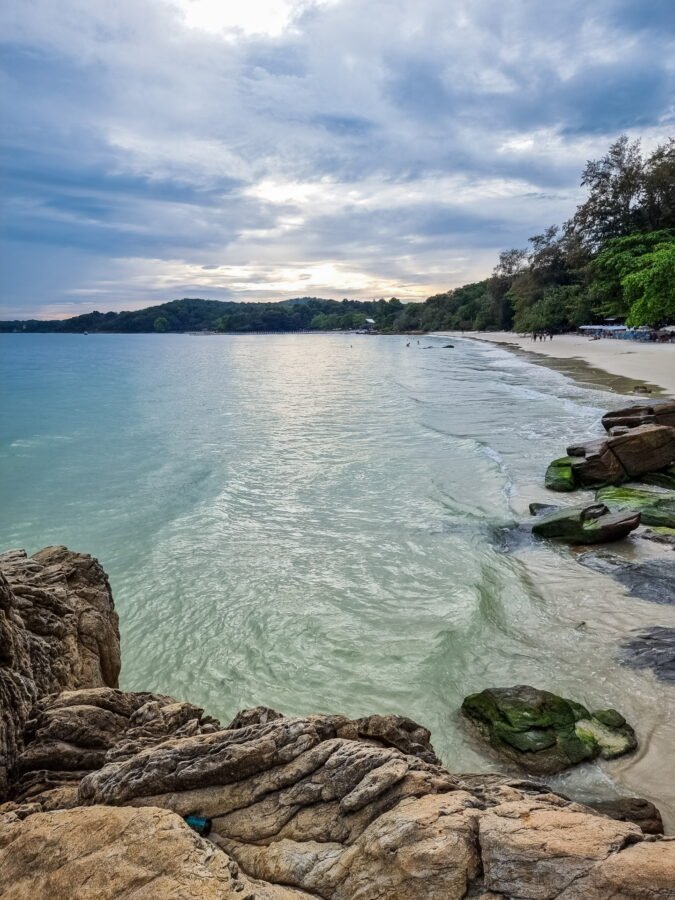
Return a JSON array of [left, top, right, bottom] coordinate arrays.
[[0, 548, 120, 799], [0, 805, 309, 899], [559, 839, 675, 898], [4, 547, 675, 899], [479, 798, 653, 898]]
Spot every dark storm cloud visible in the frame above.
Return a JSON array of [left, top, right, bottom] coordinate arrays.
[[0, 0, 672, 315]]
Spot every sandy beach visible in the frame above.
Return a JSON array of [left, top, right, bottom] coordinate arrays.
[[453, 332, 675, 396]]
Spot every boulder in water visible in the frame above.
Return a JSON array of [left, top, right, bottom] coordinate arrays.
[[528, 502, 560, 516], [531, 503, 640, 544], [602, 401, 675, 432], [461, 685, 637, 775], [546, 424, 675, 491], [641, 526, 675, 547], [584, 797, 664, 835]]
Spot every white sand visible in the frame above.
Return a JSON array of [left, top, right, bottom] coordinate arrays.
[[454, 332, 675, 396]]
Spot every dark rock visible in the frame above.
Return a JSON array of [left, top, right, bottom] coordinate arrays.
[[620, 627, 675, 684], [531, 503, 640, 544], [580, 555, 675, 604], [335, 713, 441, 765], [584, 797, 664, 835], [640, 527, 675, 547], [0, 549, 120, 801], [461, 685, 637, 775], [641, 464, 675, 490], [528, 502, 561, 516]]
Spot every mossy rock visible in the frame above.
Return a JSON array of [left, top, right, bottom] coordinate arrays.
[[596, 485, 675, 528], [461, 685, 636, 775], [531, 503, 640, 544], [545, 457, 577, 492]]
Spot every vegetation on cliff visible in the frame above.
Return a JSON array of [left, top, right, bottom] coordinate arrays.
[[395, 136, 675, 333], [2, 136, 673, 336]]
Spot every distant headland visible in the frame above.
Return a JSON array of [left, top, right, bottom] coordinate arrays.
[[3, 137, 673, 336]]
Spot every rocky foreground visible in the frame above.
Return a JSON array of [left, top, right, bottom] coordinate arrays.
[[1, 547, 674, 898]]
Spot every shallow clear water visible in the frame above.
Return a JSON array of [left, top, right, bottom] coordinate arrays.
[[2, 333, 674, 824]]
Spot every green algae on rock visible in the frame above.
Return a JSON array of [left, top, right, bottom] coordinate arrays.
[[545, 457, 577, 492], [545, 424, 675, 492], [596, 485, 675, 529], [531, 502, 640, 544], [461, 685, 637, 775]]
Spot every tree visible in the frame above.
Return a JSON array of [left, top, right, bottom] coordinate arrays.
[[639, 138, 675, 232], [153, 316, 169, 332], [589, 230, 675, 320], [624, 240, 675, 326], [571, 136, 644, 249]]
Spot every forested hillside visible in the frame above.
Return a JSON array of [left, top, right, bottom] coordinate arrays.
[[0, 297, 404, 334], [3, 136, 673, 335], [395, 136, 675, 333]]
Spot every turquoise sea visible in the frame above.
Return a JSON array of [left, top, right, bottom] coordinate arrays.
[[2, 333, 674, 822]]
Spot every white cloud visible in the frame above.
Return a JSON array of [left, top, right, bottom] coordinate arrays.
[[1, 0, 673, 316]]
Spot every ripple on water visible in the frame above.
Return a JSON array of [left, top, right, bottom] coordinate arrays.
[[1, 332, 674, 829]]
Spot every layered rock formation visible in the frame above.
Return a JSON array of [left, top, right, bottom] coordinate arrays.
[[545, 423, 675, 491], [0, 547, 120, 798], [601, 401, 675, 433], [2, 548, 675, 898]]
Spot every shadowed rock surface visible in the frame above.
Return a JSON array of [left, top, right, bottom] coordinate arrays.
[[0, 547, 120, 799], [621, 627, 675, 683], [580, 554, 675, 604], [585, 797, 664, 836], [2, 548, 675, 898]]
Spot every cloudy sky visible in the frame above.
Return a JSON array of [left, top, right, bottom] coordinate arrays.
[[1, 0, 673, 318]]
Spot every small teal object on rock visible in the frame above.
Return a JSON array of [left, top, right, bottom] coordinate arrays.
[[184, 815, 212, 836]]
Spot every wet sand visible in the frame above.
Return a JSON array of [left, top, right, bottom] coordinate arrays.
[[449, 332, 675, 397]]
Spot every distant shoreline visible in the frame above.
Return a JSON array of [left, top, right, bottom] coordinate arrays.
[[446, 331, 675, 397]]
